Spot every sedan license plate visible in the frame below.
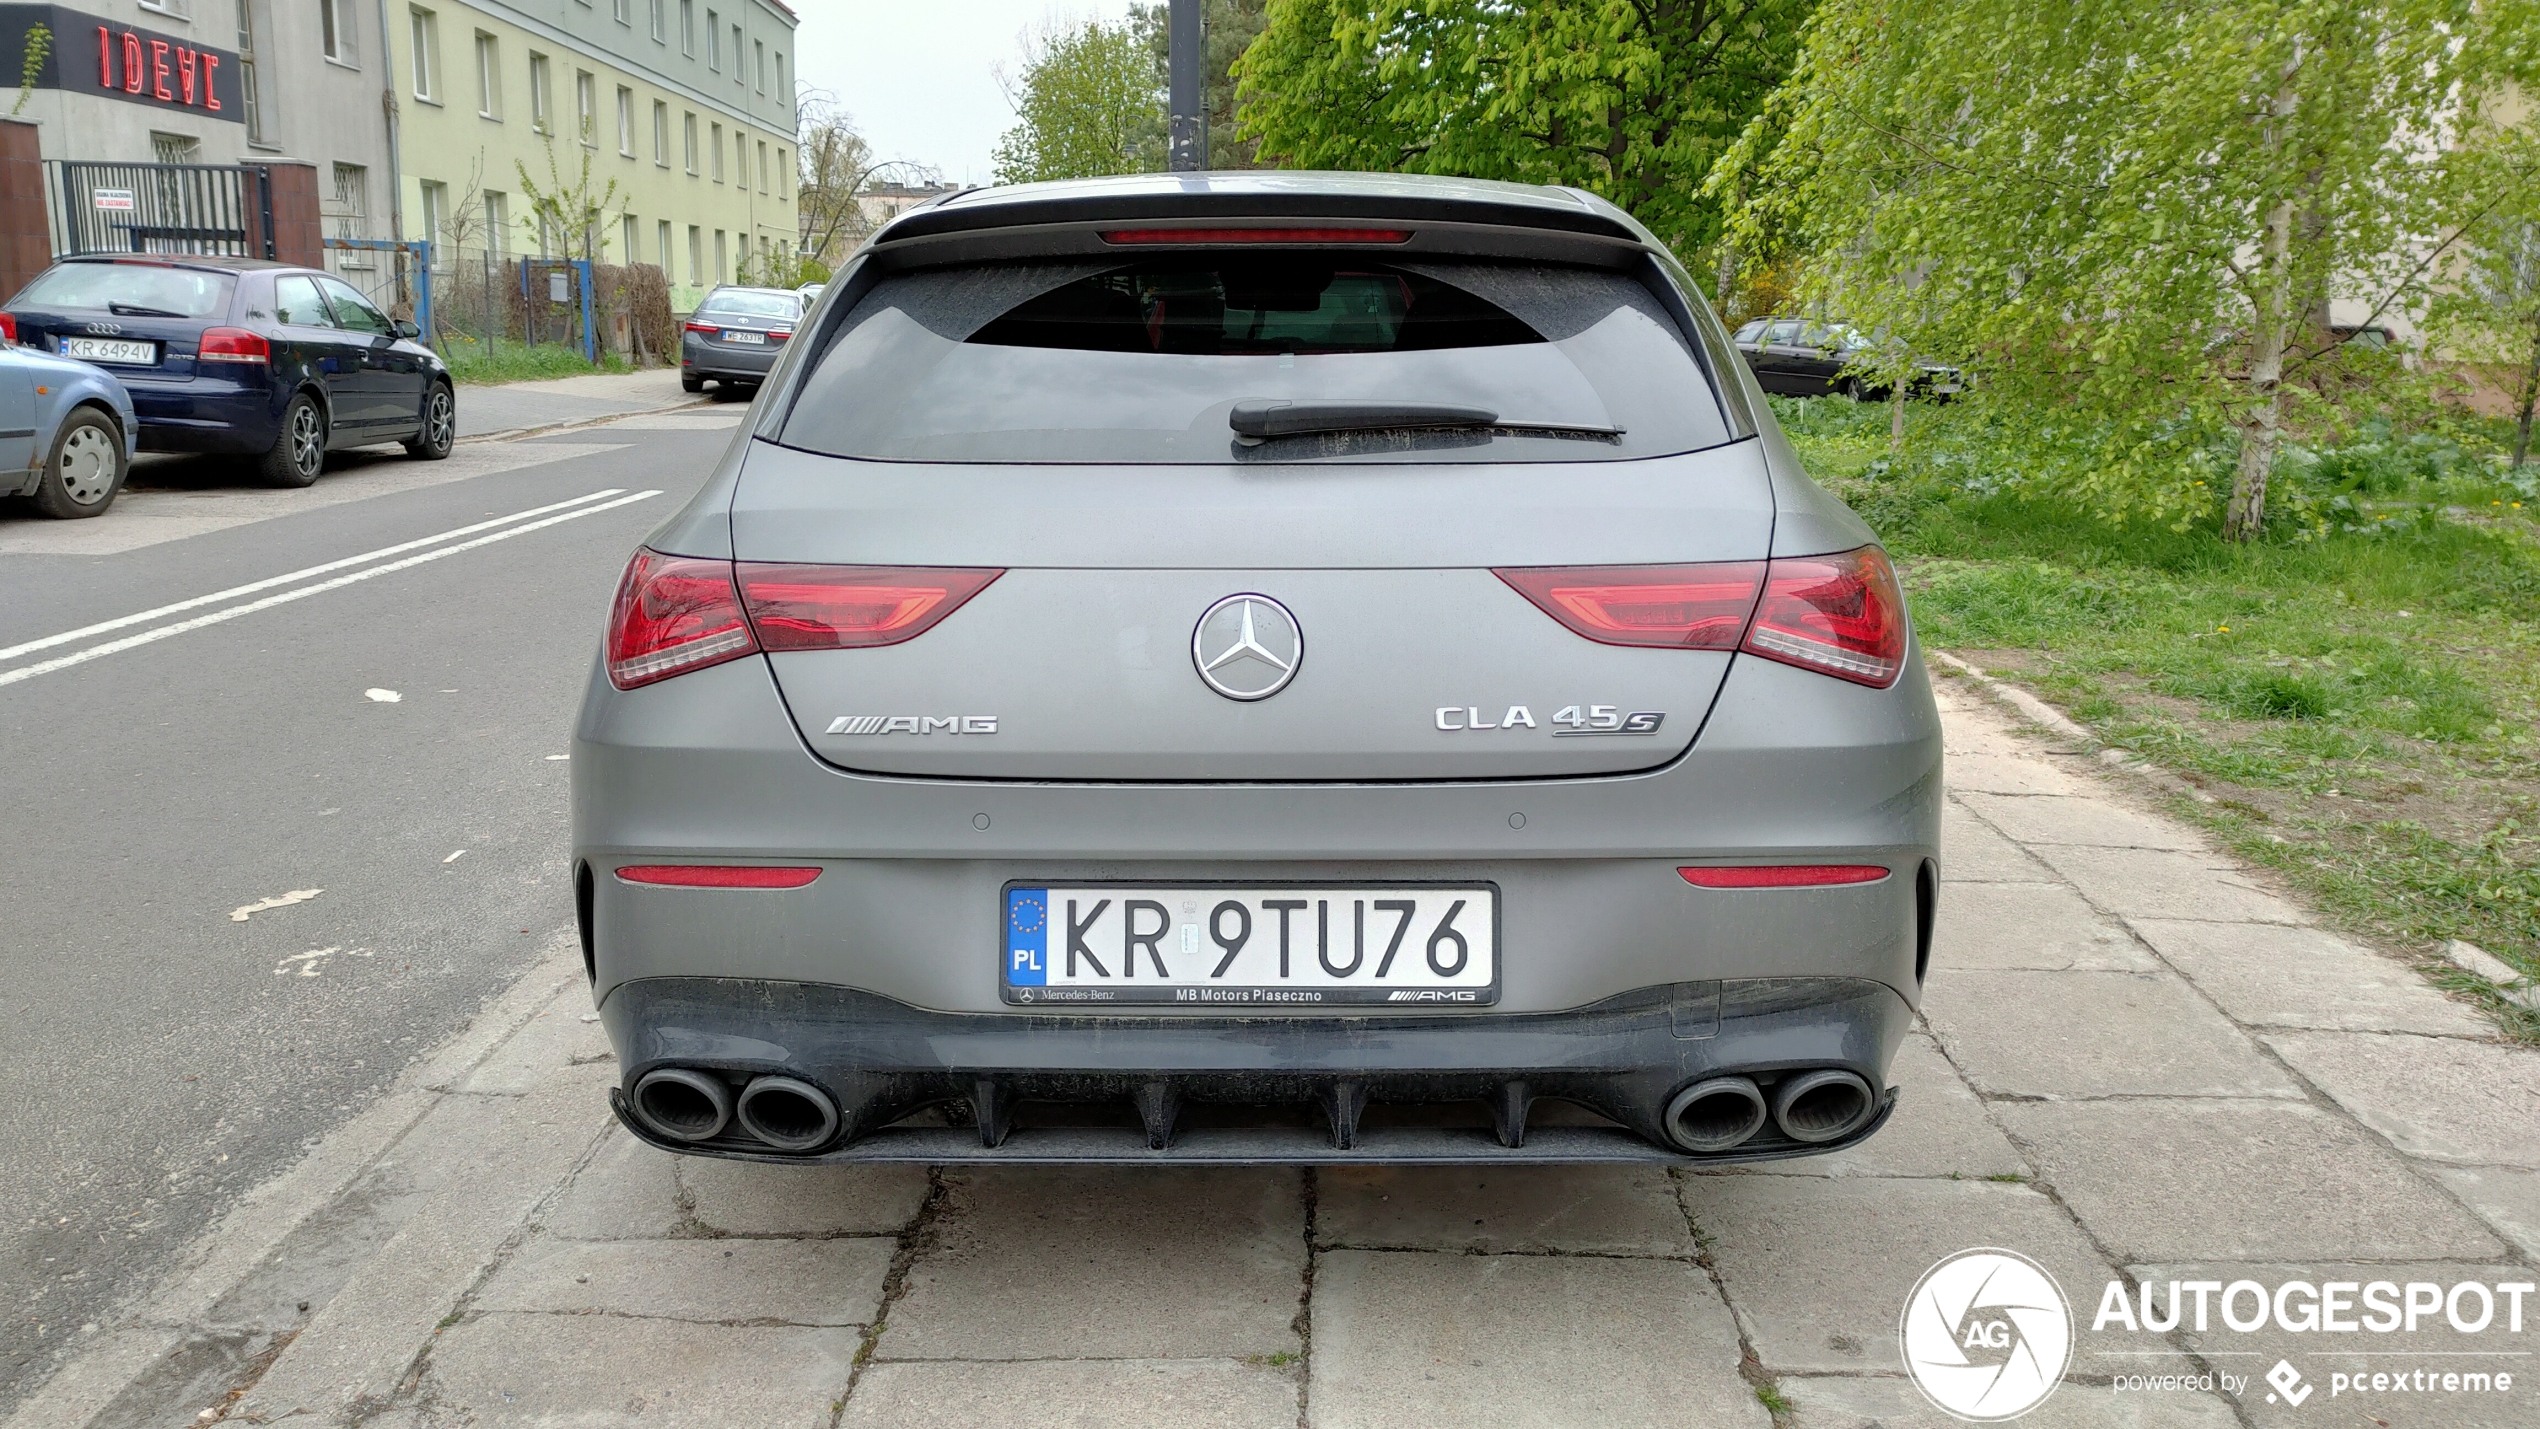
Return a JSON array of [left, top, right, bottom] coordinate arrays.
[[1003, 884, 1498, 1007], [61, 337, 156, 365], [723, 330, 766, 345]]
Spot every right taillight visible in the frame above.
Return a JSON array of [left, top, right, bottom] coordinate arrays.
[[198, 327, 270, 364], [1496, 545, 1906, 687], [0, 311, 16, 344], [607, 549, 759, 689], [1740, 546, 1906, 688], [736, 564, 1002, 650]]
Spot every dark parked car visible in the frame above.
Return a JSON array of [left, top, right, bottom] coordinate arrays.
[[680, 286, 802, 393], [1, 255, 455, 487], [1732, 317, 1961, 400]]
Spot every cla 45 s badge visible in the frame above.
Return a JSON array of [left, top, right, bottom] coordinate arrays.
[[826, 715, 999, 735], [1435, 704, 1665, 735]]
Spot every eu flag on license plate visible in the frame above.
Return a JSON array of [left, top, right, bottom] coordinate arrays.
[[1006, 888, 1048, 986]]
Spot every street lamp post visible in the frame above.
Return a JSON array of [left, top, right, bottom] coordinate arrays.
[[1167, 0, 1205, 172]]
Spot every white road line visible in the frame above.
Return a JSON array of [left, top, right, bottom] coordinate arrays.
[[0, 488, 631, 665], [0, 490, 662, 690]]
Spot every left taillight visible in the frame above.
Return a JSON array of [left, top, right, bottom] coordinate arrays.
[[0, 312, 16, 344], [1495, 545, 1907, 688], [736, 564, 1002, 650], [606, 549, 760, 689], [198, 327, 270, 364]]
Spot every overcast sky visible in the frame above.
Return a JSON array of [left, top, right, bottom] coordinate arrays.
[[792, 2, 1143, 189]]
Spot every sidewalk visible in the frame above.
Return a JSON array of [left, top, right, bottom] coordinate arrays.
[[15, 675, 2534, 1429], [452, 369, 719, 441]]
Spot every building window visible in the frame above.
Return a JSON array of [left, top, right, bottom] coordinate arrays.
[[622, 214, 638, 261], [679, 0, 693, 55], [753, 39, 765, 93], [611, 0, 629, 23], [616, 86, 634, 155], [485, 190, 508, 256], [736, 131, 748, 189], [575, 70, 596, 146], [419, 180, 447, 247], [714, 229, 726, 283], [755, 140, 767, 194], [710, 122, 723, 182], [321, 0, 357, 65], [329, 163, 370, 255], [657, 219, 671, 271], [409, 8, 439, 103], [474, 32, 500, 117], [705, 9, 719, 70], [774, 52, 785, 104], [682, 112, 697, 173], [152, 132, 201, 165], [775, 146, 787, 199], [652, 101, 669, 166], [648, 0, 665, 42], [236, 0, 268, 144], [686, 224, 701, 284], [731, 25, 742, 81], [528, 53, 550, 133]]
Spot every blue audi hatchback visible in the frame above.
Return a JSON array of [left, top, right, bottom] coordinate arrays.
[[1, 255, 455, 486]]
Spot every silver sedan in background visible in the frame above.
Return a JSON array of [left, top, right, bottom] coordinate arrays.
[[577, 173, 1942, 1167]]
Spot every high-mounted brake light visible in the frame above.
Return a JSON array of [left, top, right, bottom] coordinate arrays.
[[1678, 865, 1890, 888], [1740, 546, 1907, 688], [737, 564, 1002, 650], [0, 312, 16, 344], [606, 549, 759, 689], [197, 327, 269, 364], [1098, 227, 1414, 245], [615, 865, 823, 888], [1494, 563, 1765, 649]]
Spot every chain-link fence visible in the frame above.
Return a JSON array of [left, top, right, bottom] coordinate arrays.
[[428, 248, 677, 366]]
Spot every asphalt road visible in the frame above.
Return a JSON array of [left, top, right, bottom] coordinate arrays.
[[0, 413, 727, 1408]]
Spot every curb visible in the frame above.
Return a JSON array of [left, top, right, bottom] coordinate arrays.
[[454, 392, 724, 447], [1928, 649, 2217, 806]]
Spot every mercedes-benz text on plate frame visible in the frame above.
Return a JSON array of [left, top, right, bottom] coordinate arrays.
[[1191, 593, 1302, 701], [1004, 884, 1499, 1006]]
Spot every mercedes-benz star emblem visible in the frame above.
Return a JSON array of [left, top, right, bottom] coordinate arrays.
[[1191, 594, 1303, 701]]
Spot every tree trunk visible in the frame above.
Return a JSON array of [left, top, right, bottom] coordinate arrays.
[[2226, 195, 2296, 543], [1715, 240, 1738, 318], [2514, 311, 2540, 470], [1890, 378, 1906, 454]]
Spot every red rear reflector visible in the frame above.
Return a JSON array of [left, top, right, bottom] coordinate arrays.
[[606, 549, 760, 689], [1098, 227, 1413, 245], [1678, 865, 1890, 888], [615, 865, 822, 888], [737, 564, 1002, 650], [1495, 563, 1765, 649], [1741, 546, 1907, 688], [0, 312, 15, 343], [197, 327, 269, 364]]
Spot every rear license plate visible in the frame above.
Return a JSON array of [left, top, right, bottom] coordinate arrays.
[[1003, 883, 1499, 1007], [723, 330, 765, 345], [61, 337, 156, 365]]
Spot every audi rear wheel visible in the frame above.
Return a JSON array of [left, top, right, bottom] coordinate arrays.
[[257, 393, 327, 488]]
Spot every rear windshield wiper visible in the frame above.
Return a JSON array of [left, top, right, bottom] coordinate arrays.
[[107, 302, 188, 318], [1228, 399, 1621, 445]]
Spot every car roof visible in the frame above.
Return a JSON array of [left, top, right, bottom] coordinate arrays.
[[876, 171, 1654, 247], [58, 253, 293, 274]]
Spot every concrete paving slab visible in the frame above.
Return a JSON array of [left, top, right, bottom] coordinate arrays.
[[2028, 846, 2312, 924], [1686, 1177, 2129, 1377], [2128, 1261, 2540, 1429], [475, 1235, 895, 1325], [882, 1167, 1304, 1361], [1314, 1165, 1692, 1255], [1945, 752, 2088, 796], [540, 1126, 685, 1239], [1727, 1032, 2029, 1180], [1941, 803, 2057, 883], [2426, 1166, 2540, 1259], [1930, 883, 2157, 972], [1959, 793, 2206, 851], [2130, 922, 2488, 1034], [418, 1312, 858, 1427], [2264, 1032, 2540, 1168], [1308, 1249, 1765, 1429], [839, 1359, 1297, 1429], [1922, 970, 2299, 1100], [679, 1159, 930, 1236], [454, 1002, 610, 1095], [452, 368, 701, 439], [1995, 1100, 2507, 1263], [1782, 1372, 2241, 1428]]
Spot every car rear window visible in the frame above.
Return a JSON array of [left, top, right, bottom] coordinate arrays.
[[699, 291, 798, 319], [778, 255, 1733, 464], [10, 262, 233, 318]]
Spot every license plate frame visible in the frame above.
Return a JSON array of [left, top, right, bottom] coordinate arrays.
[[61, 336, 158, 365], [1001, 880, 1501, 1008], [723, 330, 766, 345]]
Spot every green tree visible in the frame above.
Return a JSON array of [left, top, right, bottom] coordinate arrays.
[[1233, 0, 1812, 259], [517, 133, 622, 264], [1721, 0, 2540, 539], [2427, 128, 2540, 470], [991, 18, 1167, 184]]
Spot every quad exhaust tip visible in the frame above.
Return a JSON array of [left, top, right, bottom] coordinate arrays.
[[632, 1067, 732, 1142], [1773, 1068, 1876, 1144], [737, 1075, 843, 1152], [1663, 1076, 1769, 1153]]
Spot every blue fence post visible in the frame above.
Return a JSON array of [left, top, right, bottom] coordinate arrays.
[[414, 240, 433, 345], [576, 258, 597, 363]]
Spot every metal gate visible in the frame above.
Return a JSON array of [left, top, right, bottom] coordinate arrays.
[[47, 161, 278, 258]]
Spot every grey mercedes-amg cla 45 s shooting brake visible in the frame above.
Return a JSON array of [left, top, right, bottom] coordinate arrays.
[[574, 173, 1943, 1165]]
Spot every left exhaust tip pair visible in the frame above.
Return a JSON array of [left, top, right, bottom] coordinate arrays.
[[630, 1067, 840, 1152]]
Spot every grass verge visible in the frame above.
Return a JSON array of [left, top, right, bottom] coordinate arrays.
[[1776, 395, 2540, 1041], [436, 339, 638, 386]]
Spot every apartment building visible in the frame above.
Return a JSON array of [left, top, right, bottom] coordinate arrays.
[[390, 0, 798, 309]]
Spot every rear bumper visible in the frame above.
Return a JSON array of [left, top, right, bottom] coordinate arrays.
[[602, 973, 1912, 1164], [681, 334, 780, 379], [127, 376, 280, 454]]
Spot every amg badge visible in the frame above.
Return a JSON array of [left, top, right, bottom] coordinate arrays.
[[825, 715, 999, 735]]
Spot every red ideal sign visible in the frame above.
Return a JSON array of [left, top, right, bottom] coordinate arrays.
[[95, 24, 220, 111]]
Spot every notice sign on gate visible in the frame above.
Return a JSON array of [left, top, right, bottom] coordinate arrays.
[[91, 189, 136, 211]]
